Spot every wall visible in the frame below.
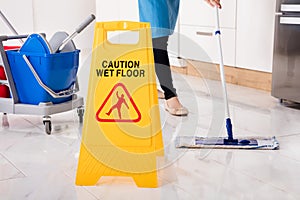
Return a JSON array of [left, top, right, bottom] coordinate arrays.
[[0, 0, 34, 46], [0, 0, 95, 50], [96, 0, 139, 21], [32, 0, 96, 50]]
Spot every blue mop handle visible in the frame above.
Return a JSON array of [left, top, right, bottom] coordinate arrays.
[[215, 7, 234, 140]]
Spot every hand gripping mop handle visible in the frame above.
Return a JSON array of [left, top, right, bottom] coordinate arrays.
[[215, 8, 236, 143], [54, 14, 96, 52]]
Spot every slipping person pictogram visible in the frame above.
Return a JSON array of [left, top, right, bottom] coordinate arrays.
[[106, 91, 129, 119], [96, 82, 141, 123]]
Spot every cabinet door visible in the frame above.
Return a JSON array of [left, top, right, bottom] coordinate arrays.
[[180, 25, 236, 66], [180, 0, 237, 29], [235, 0, 276, 72]]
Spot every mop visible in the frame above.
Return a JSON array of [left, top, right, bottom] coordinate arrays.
[[0, 10, 24, 44], [175, 8, 279, 150]]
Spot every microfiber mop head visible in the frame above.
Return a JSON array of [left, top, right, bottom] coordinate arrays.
[[175, 136, 279, 150]]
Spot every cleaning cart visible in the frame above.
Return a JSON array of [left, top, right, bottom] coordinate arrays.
[[0, 13, 95, 134], [0, 34, 84, 135]]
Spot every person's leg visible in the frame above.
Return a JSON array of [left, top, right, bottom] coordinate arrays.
[[152, 36, 177, 100], [152, 36, 188, 116]]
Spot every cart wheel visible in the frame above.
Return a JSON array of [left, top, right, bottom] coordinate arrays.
[[43, 116, 52, 135], [279, 99, 284, 104], [2, 113, 9, 128], [44, 121, 52, 135], [77, 107, 84, 124]]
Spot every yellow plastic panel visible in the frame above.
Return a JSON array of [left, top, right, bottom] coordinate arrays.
[[76, 21, 164, 188]]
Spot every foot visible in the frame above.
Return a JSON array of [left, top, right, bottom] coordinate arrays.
[[165, 97, 188, 116]]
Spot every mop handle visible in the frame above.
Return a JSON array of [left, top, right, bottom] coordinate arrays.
[[215, 8, 235, 141], [214, 8, 230, 119], [0, 10, 24, 44], [56, 14, 95, 52]]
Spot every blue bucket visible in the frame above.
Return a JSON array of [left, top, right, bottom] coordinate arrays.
[[6, 50, 80, 105]]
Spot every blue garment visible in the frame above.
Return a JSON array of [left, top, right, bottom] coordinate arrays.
[[138, 0, 180, 38]]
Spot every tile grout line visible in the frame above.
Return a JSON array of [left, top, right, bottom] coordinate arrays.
[[0, 152, 27, 178]]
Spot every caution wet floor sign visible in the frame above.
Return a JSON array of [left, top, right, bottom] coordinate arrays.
[[76, 21, 163, 188]]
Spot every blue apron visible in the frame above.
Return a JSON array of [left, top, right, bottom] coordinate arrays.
[[138, 0, 180, 38]]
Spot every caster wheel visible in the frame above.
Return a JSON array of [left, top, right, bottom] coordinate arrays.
[[2, 113, 9, 128], [279, 99, 284, 104], [44, 121, 52, 135], [77, 107, 84, 124], [43, 116, 52, 135]]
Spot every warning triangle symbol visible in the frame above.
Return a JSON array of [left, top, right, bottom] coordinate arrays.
[[96, 83, 141, 122]]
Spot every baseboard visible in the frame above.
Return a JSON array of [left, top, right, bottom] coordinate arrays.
[[171, 60, 272, 91], [169, 56, 187, 68]]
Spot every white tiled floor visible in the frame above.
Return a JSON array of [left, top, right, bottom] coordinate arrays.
[[1, 72, 300, 200]]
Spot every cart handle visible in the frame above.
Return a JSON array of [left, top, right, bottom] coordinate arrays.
[[0, 34, 47, 42], [0, 35, 28, 43], [22, 55, 79, 98]]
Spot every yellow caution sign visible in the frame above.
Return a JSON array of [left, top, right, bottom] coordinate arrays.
[[76, 21, 164, 188]]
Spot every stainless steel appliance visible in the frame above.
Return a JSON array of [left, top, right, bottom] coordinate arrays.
[[272, 0, 300, 103]]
